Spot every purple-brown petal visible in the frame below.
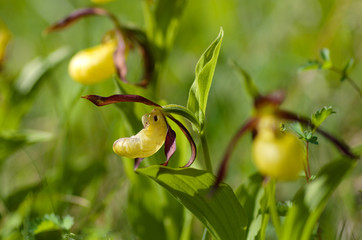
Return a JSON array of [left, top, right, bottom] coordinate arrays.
[[46, 8, 115, 33], [134, 158, 143, 170], [214, 118, 257, 187], [254, 90, 285, 109], [82, 94, 161, 107], [122, 28, 155, 88], [165, 114, 197, 168], [163, 124, 177, 166], [113, 29, 128, 83]]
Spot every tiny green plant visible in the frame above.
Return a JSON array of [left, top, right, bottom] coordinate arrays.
[[301, 48, 362, 98]]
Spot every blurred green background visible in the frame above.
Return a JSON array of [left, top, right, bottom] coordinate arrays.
[[0, 0, 361, 239]]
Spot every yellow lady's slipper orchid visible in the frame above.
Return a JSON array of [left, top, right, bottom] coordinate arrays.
[[252, 116, 305, 181], [113, 108, 168, 158], [68, 40, 117, 84]]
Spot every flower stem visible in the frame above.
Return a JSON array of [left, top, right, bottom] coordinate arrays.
[[345, 77, 362, 98], [329, 67, 362, 98], [304, 141, 311, 182], [180, 210, 193, 240], [259, 213, 269, 240], [267, 180, 282, 239], [200, 133, 213, 172], [201, 228, 211, 240]]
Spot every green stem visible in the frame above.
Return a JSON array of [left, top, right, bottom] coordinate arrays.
[[200, 133, 213, 172], [346, 77, 362, 98], [202, 228, 211, 240], [304, 141, 311, 182], [267, 180, 282, 239], [180, 210, 193, 240], [200, 133, 212, 238], [259, 213, 269, 240], [329, 67, 362, 98]]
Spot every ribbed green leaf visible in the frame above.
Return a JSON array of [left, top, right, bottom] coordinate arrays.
[[187, 28, 223, 131], [137, 165, 247, 240], [127, 175, 183, 240]]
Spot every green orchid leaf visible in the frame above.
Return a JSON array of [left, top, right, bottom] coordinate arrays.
[[137, 165, 247, 240], [127, 175, 183, 240], [311, 106, 335, 131], [282, 158, 355, 240], [187, 28, 224, 132]]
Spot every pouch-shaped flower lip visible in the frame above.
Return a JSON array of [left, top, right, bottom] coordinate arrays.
[[113, 108, 168, 159], [252, 116, 305, 181], [68, 39, 117, 84]]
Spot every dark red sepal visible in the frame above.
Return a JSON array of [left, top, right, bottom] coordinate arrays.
[[214, 118, 258, 187], [82, 94, 161, 107], [46, 8, 118, 33], [134, 158, 143, 170]]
